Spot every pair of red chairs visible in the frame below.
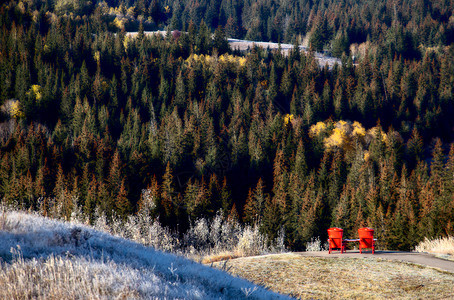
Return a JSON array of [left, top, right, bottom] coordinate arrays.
[[327, 227, 376, 254]]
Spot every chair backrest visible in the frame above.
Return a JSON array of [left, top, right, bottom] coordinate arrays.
[[358, 227, 374, 248], [328, 227, 343, 248]]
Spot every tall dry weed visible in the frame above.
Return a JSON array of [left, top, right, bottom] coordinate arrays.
[[415, 236, 454, 255]]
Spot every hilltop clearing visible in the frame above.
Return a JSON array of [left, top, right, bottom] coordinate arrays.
[[0, 210, 289, 299], [227, 38, 341, 68], [126, 31, 341, 68], [211, 253, 454, 299]]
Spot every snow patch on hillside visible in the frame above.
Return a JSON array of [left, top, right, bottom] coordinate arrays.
[[0, 210, 290, 299]]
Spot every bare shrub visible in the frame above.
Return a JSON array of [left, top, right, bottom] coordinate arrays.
[[305, 237, 324, 252], [273, 226, 286, 253], [0, 205, 20, 231], [69, 196, 85, 224], [3, 189, 286, 260], [92, 207, 110, 233], [184, 218, 210, 251], [236, 225, 267, 257], [0, 119, 16, 146], [93, 206, 286, 259]]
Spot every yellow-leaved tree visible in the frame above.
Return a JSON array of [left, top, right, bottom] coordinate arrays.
[[1, 99, 24, 119], [284, 114, 294, 126], [29, 85, 42, 101], [309, 120, 368, 152]]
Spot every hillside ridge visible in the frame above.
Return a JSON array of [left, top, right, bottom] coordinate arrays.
[[0, 210, 290, 299]]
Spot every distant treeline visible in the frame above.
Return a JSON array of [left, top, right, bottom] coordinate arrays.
[[3, 0, 454, 55], [0, 0, 454, 251]]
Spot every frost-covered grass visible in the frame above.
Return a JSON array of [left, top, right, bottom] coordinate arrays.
[[0, 209, 290, 299], [415, 236, 454, 256]]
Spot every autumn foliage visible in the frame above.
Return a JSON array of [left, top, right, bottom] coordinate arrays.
[[1, 0, 454, 252]]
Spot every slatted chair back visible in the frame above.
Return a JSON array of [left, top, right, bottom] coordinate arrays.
[[358, 227, 375, 254], [327, 227, 345, 253]]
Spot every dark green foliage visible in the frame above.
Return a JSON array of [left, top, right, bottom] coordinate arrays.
[[1, 0, 454, 251], [309, 15, 331, 52]]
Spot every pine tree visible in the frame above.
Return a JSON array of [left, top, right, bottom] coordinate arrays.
[[227, 203, 240, 223], [108, 151, 122, 200], [79, 61, 90, 99], [430, 138, 444, 192], [406, 127, 423, 168], [161, 162, 175, 221], [53, 164, 66, 200], [296, 174, 324, 247], [85, 176, 98, 222], [138, 21, 145, 41], [328, 150, 345, 210], [34, 163, 48, 198], [220, 177, 232, 214], [149, 0, 161, 24], [261, 196, 282, 243], [243, 178, 267, 224], [115, 179, 131, 218], [207, 173, 220, 213], [272, 149, 288, 213], [309, 15, 330, 52], [389, 165, 417, 250], [174, 71, 186, 108], [213, 26, 229, 54], [196, 20, 212, 54]]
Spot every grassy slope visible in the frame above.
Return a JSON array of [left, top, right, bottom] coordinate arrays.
[[212, 253, 454, 299], [0, 210, 289, 299], [2, 209, 453, 299]]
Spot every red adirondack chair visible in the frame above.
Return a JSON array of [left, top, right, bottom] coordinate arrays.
[[328, 227, 346, 254], [358, 227, 376, 254]]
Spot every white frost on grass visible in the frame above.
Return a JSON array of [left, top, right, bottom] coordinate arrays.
[[0, 210, 290, 299]]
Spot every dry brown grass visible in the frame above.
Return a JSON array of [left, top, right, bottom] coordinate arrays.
[[211, 253, 454, 299], [201, 251, 239, 264], [415, 236, 454, 256]]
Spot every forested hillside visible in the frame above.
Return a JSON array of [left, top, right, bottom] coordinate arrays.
[[1, 0, 454, 251]]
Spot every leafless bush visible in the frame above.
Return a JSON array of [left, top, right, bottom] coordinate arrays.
[[0, 204, 21, 231], [4, 190, 286, 260], [236, 226, 267, 256], [184, 218, 210, 252], [92, 204, 285, 259], [0, 119, 16, 146], [69, 196, 85, 224], [305, 237, 324, 252], [89, 209, 106, 232]]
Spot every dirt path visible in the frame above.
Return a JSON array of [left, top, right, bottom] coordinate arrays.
[[297, 250, 454, 273]]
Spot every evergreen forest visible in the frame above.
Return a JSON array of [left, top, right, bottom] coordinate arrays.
[[1, 0, 454, 251]]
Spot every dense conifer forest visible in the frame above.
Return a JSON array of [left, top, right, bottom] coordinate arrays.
[[1, 0, 454, 251]]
